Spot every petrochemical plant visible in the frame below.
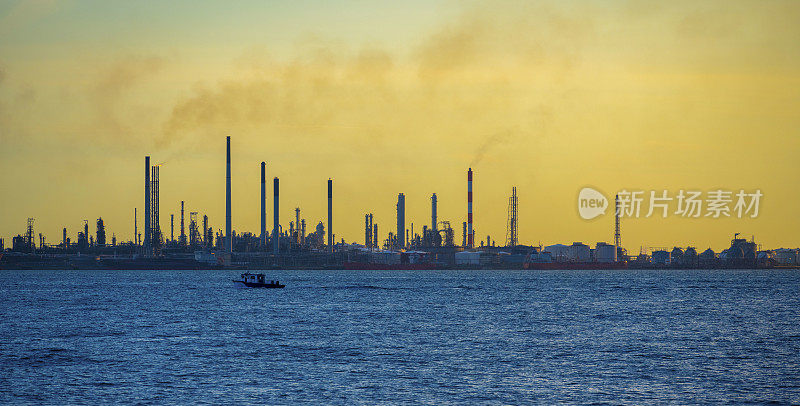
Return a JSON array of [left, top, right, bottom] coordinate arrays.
[[1, 136, 797, 270]]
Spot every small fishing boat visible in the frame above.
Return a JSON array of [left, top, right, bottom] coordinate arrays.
[[233, 273, 285, 288]]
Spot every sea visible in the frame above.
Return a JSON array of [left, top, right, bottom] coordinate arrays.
[[1, 269, 799, 404]]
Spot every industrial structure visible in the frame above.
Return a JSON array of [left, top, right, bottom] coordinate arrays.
[[225, 136, 232, 254], [144, 156, 150, 253], [261, 161, 266, 247], [2, 135, 795, 271], [505, 187, 518, 247], [150, 164, 161, 255], [328, 178, 333, 253], [273, 177, 279, 255], [614, 194, 621, 262], [396, 193, 405, 250], [467, 168, 473, 248]]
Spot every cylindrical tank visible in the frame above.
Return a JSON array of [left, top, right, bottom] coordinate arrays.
[[596, 243, 616, 262], [652, 250, 671, 265]]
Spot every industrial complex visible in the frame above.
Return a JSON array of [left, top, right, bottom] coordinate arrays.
[[1, 137, 797, 271]]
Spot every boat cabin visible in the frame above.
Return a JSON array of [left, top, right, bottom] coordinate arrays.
[[240, 273, 266, 284]]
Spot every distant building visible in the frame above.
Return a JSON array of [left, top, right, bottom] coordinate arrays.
[[652, 250, 671, 266]]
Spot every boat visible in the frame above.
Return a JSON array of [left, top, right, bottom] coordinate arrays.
[[233, 273, 285, 288]]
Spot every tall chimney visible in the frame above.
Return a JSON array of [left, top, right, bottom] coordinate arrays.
[[202, 215, 208, 247], [144, 156, 151, 251], [368, 214, 373, 249], [396, 193, 405, 250], [614, 194, 620, 262], [373, 223, 378, 250], [327, 178, 333, 253], [180, 201, 185, 245], [365, 214, 370, 248], [226, 136, 232, 253], [134, 208, 137, 246], [170, 214, 174, 242], [295, 208, 301, 243], [260, 162, 266, 248], [467, 168, 473, 248], [273, 177, 279, 255], [431, 193, 438, 232]]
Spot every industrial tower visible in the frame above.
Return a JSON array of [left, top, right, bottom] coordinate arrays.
[[150, 164, 161, 255], [505, 187, 518, 247], [614, 194, 621, 262]]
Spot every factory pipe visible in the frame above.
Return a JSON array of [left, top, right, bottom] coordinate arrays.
[[373, 224, 378, 250], [226, 136, 232, 253], [431, 193, 438, 232], [144, 156, 151, 251], [273, 177, 279, 255], [180, 201, 185, 245], [467, 168, 473, 248], [261, 162, 266, 248], [397, 193, 405, 250], [328, 178, 333, 253]]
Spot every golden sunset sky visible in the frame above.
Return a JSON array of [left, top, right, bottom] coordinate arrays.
[[1, 0, 798, 251]]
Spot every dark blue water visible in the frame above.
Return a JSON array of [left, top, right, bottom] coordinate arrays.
[[1, 269, 799, 404]]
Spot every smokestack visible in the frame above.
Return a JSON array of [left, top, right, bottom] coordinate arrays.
[[273, 177, 279, 255], [396, 193, 405, 250], [134, 208, 137, 246], [328, 178, 333, 253], [180, 201, 185, 245], [295, 208, 301, 243], [151, 166, 160, 251], [170, 214, 174, 242], [226, 136, 232, 253], [467, 168, 473, 248], [368, 214, 373, 250], [365, 214, 371, 249], [261, 162, 266, 248], [203, 215, 208, 246], [144, 156, 151, 251], [373, 224, 378, 250], [614, 194, 620, 262], [431, 193, 438, 232]]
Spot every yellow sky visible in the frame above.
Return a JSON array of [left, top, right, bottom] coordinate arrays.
[[1, 0, 799, 251]]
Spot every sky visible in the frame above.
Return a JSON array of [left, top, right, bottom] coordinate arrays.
[[1, 0, 799, 252]]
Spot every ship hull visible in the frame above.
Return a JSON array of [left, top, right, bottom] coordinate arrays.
[[524, 261, 628, 270], [342, 262, 438, 270], [233, 280, 284, 288]]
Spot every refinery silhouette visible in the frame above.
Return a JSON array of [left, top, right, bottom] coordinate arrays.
[[0, 136, 796, 271]]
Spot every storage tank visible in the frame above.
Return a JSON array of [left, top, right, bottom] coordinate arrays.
[[652, 250, 671, 265], [595, 243, 616, 263], [671, 247, 684, 264], [699, 248, 717, 267], [544, 244, 569, 262], [682, 246, 698, 267], [568, 242, 591, 262], [774, 248, 800, 265]]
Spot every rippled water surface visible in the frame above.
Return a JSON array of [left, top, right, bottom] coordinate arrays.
[[1, 269, 799, 404]]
